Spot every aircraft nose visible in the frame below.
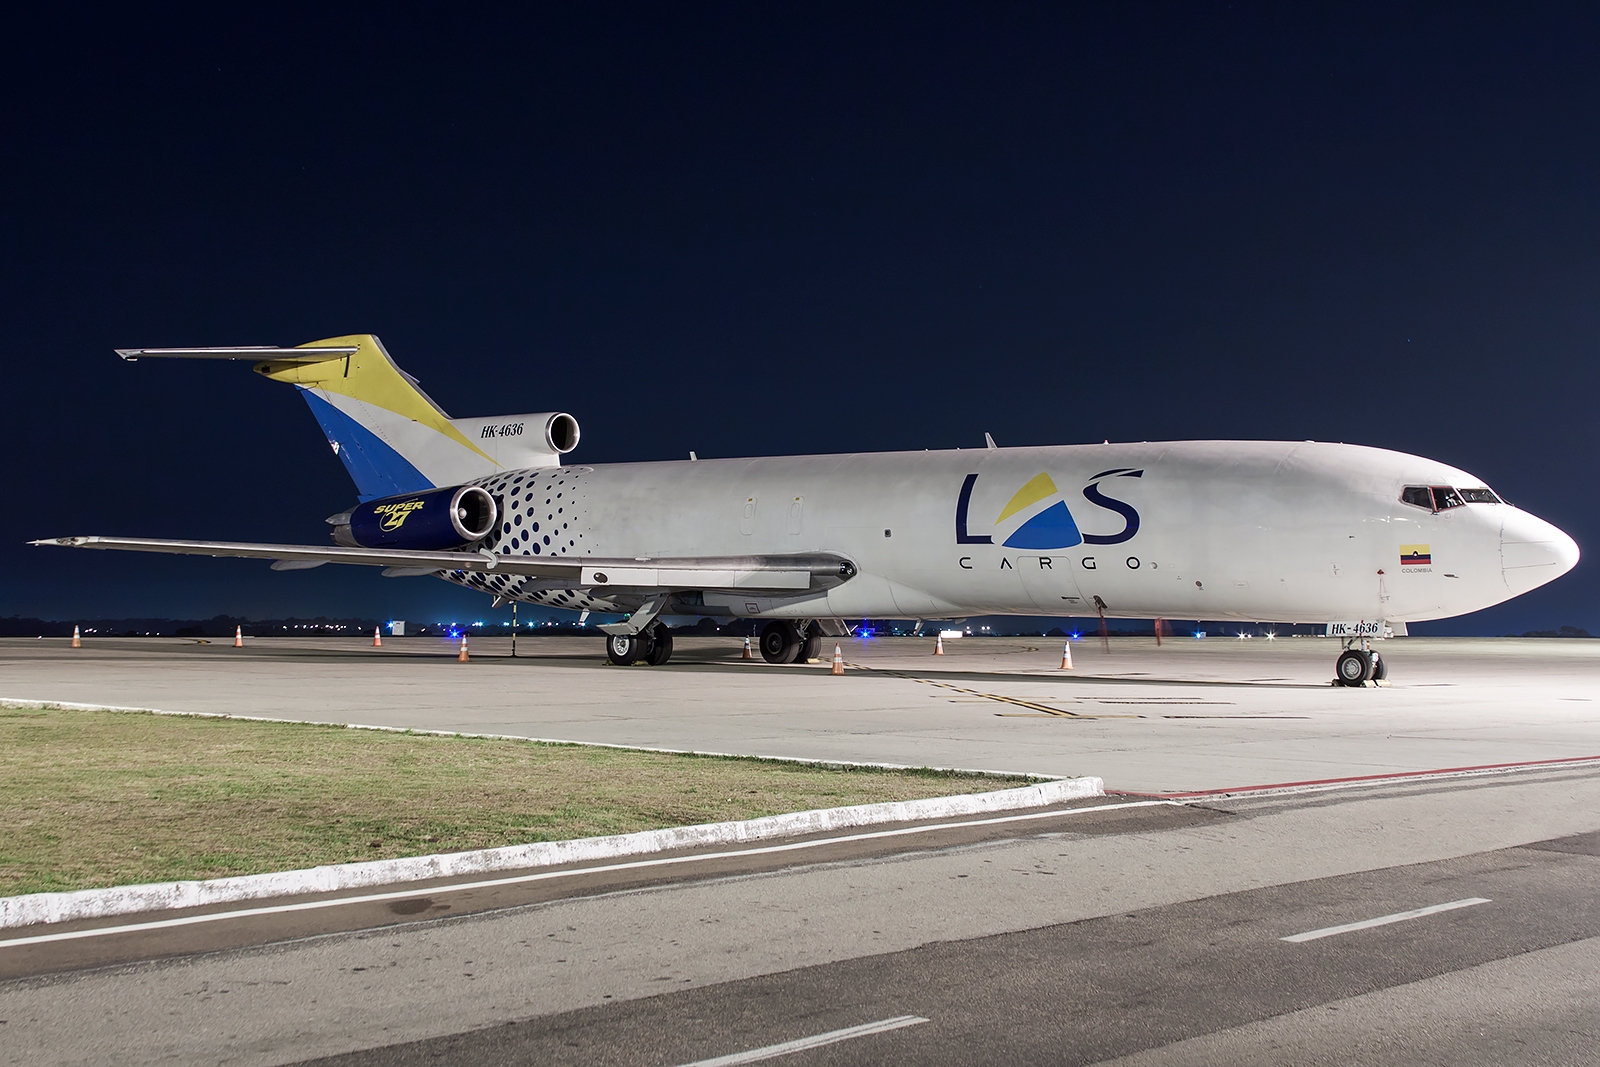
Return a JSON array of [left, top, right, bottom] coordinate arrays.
[[1501, 508, 1580, 595]]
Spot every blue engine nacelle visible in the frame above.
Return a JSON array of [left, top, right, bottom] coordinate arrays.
[[345, 485, 498, 550]]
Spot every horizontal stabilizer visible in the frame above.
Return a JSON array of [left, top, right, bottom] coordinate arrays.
[[116, 346, 357, 362], [32, 536, 855, 594], [114, 335, 576, 500]]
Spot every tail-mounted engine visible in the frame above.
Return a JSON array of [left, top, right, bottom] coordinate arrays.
[[335, 485, 498, 550]]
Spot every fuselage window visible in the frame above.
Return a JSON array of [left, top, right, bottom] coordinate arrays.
[[1431, 486, 1466, 511], [1400, 486, 1433, 510], [1458, 487, 1501, 504]]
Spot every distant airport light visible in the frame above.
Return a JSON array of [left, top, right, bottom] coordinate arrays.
[[1194, 631, 1207, 639]]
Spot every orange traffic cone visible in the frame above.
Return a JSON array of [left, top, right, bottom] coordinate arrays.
[[742, 635, 753, 659], [233, 625, 244, 648], [71, 625, 81, 648], [1061, 641, 1073, 670], [457, 635, 470, 662], [934, 633, 945, 655], [831, 644, 844, 675], [372, 626, 382, 648]]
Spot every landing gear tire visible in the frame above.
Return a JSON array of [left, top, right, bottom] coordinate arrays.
[[645, 625, 674, 666], [797, 629, 822, 663], [606, 633, 643, 665], [1370, 651, 1386, 681], [760, 621, 802, 664], [1335, 649, 1373, 686]]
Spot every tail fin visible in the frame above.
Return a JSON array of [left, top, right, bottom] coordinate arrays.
[[120, 335, 579, 500]]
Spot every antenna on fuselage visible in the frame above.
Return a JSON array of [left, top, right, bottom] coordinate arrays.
[[984, 432, 997, 450]]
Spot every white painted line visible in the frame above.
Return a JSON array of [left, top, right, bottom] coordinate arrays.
[[675, 1015, 929, 1066], [1281, 897, 1491, 943], [0, 800, 1170, 948], [1146, 756, 1600, 801]]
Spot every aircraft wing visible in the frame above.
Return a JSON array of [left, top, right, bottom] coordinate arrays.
[[31, 536, 855, 593]]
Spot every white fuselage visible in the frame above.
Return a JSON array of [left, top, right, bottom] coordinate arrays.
[[448, 440, 1578, 624]]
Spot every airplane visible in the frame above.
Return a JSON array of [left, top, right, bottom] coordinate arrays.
[[34, 334, 1579, 686]]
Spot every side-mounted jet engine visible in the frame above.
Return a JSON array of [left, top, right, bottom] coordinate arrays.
[[333, 485, 498, 551]]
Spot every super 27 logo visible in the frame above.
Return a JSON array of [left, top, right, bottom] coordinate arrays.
[[956, 469, 1143, 549], [371, 498, 427, 532]]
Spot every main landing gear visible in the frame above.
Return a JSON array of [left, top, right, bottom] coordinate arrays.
[[1334, 640, 1387, 687], [605, 622, 674, 666], [604, 620, 822, 667], [759, 621, 821, 664]]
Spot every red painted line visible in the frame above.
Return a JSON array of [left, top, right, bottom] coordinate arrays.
[[1122, 754, 1600, 799]]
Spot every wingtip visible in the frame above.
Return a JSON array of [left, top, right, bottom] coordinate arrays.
[[30, 536, 89, 547]]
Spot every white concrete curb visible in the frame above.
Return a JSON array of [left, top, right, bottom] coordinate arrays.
[[0, 753, 1101, 928]]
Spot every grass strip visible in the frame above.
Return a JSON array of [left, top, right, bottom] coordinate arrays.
[[0, 705, 1032, 896]]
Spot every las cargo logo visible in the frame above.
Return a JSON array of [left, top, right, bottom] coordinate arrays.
[[956, 469, 1142, 549], [372, 498, 427, 531], [1400, 544, 1432, 567]]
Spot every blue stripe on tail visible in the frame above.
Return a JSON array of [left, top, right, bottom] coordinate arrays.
[[299, 388, 434, 500]]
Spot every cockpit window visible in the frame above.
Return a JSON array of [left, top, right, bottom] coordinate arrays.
[[1400, 486, 1433, 510], [1402, 484, 1498, 511]]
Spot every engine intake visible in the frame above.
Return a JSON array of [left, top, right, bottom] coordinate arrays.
[[545, 412, 580, 454], [346, 485, 498, 550]]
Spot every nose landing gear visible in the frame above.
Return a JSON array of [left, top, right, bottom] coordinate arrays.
[[1334, 640, 1388, 687], [1335, 648, 1372, 685]]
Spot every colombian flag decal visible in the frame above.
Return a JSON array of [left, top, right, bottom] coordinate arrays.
[[1400, 544, 1432, 566]]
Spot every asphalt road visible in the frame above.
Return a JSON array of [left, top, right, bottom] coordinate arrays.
[[300, 828, 1600, 1067], [3, 764, 1597, 1066]]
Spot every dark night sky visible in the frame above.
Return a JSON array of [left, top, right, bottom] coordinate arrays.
[[2, 4, 1595, 632]]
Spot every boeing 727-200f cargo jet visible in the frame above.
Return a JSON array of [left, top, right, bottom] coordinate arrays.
[[35, 335, 1579, 685]]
